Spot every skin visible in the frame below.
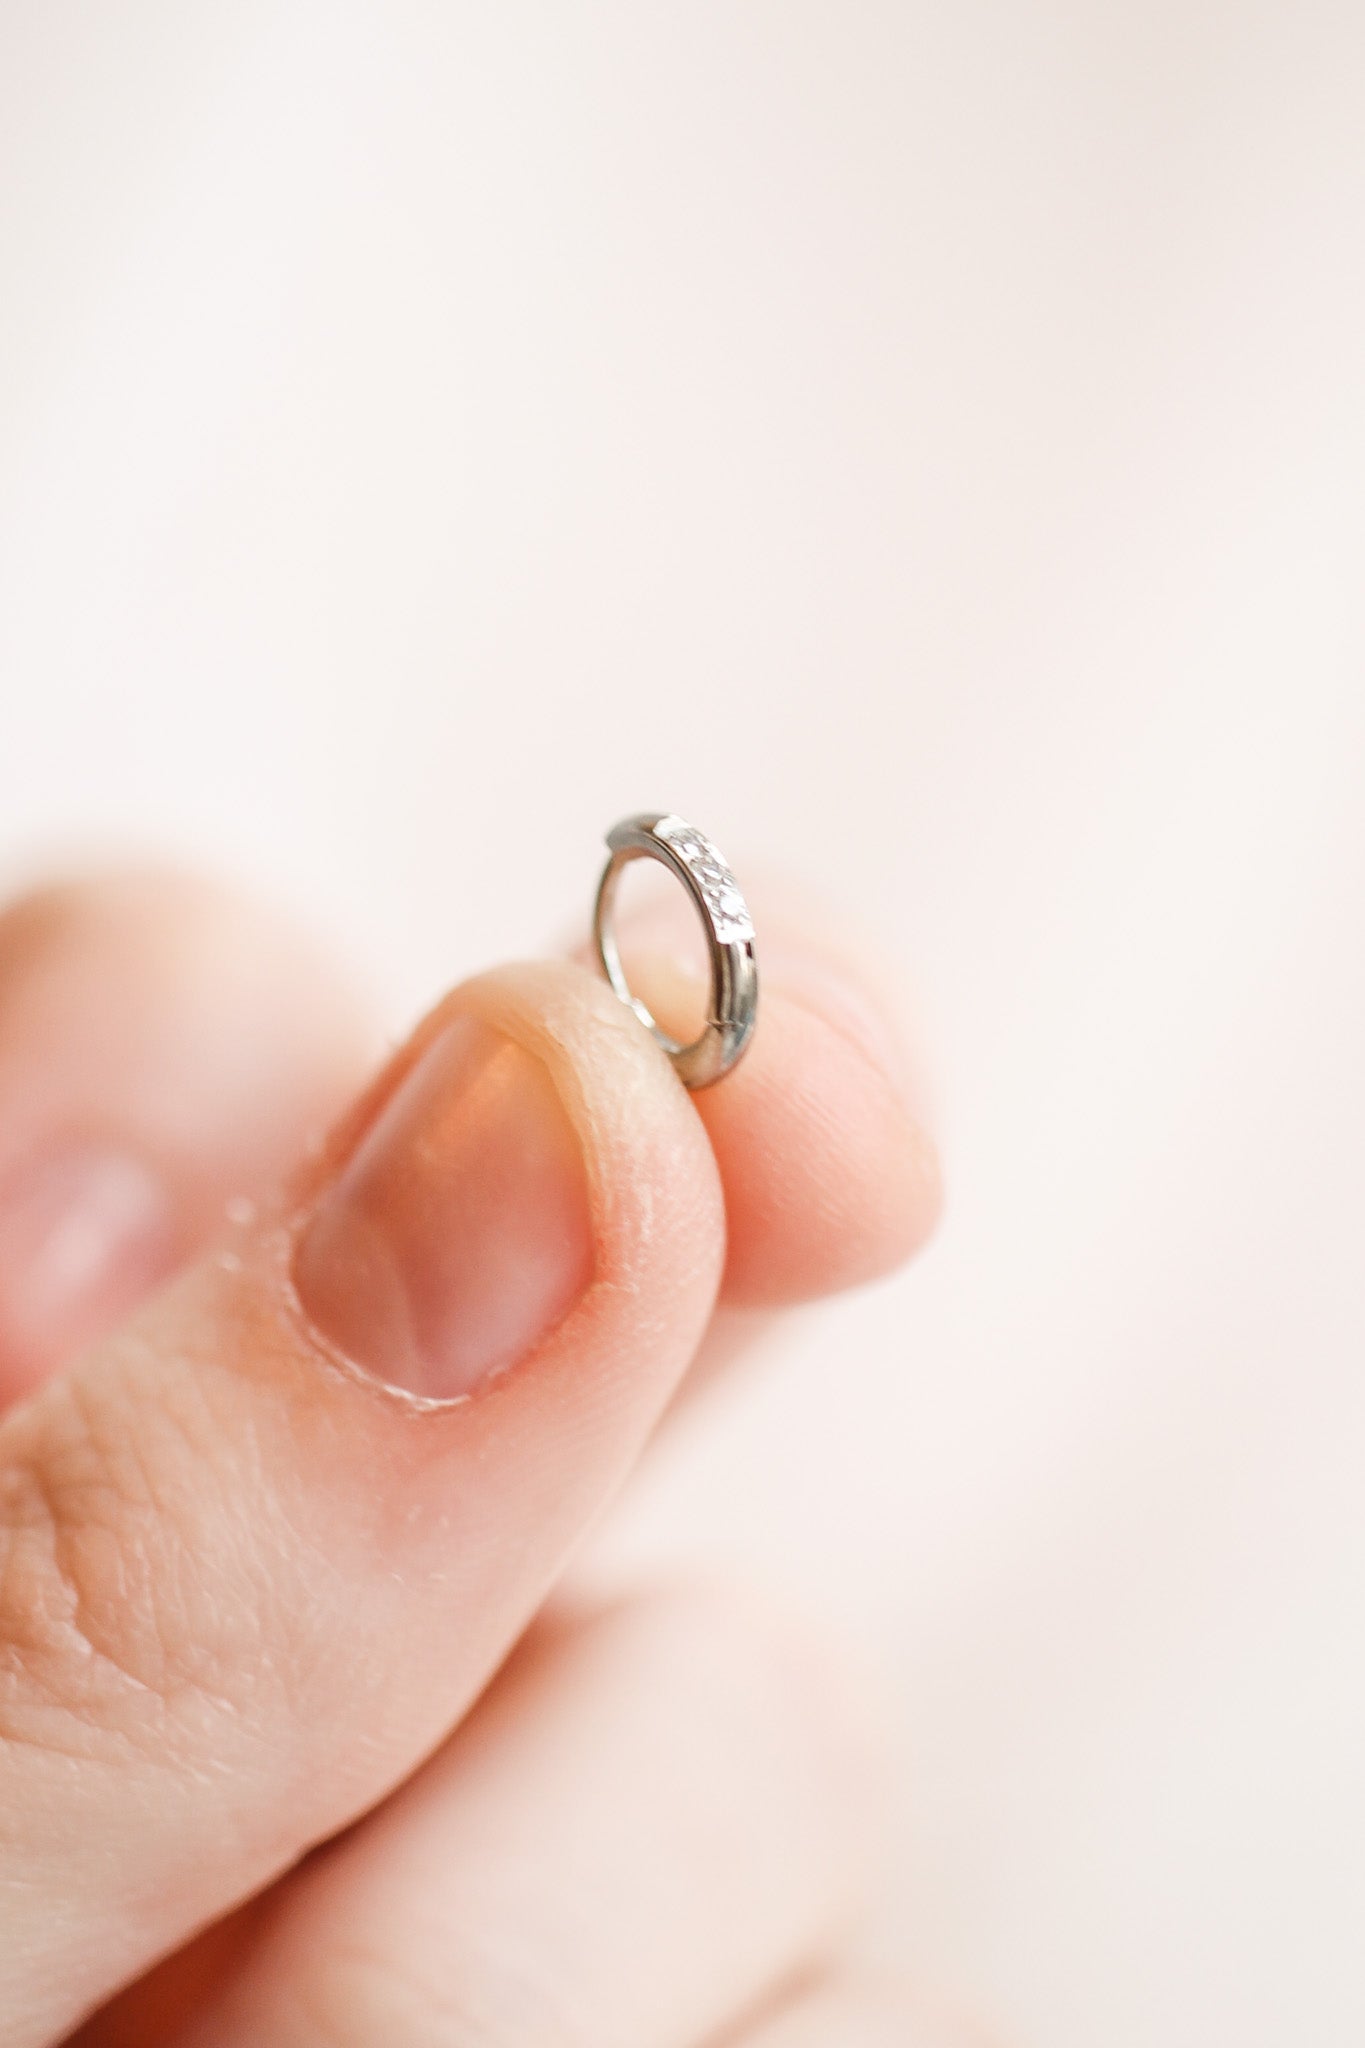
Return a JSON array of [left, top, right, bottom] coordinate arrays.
[[0, 870, 980, 2048]]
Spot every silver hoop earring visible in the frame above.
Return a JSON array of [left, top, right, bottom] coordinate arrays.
[[593, 813, 758, 1089]]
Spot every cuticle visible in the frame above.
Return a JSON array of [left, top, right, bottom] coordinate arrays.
[[272, 1203, 478, 1414]]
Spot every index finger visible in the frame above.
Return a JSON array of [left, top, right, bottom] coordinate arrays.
[[584, 878, 942, 1304]]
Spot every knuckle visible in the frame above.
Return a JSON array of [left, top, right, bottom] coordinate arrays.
[[286, 1589, 885, 2048], [0, 1343, 266, 1764], [590, 1576, 884, 1800], [291, 1933, 593, 2048]]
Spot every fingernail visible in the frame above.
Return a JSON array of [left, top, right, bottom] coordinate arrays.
[[293, 1016, 594, 1401], [0, 1143, 181, 1398]]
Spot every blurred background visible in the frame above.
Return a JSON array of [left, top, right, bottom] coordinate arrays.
[[2, 4, 1362, 2041]]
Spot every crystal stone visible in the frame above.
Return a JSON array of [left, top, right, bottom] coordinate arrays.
[[656, 817, 755, 944]]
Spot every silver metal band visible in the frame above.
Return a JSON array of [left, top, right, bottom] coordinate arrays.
[[593, 813, 758, 1089]]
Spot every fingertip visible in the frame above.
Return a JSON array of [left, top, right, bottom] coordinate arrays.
[[700, 980, 943, 1305], [292, 957, 727, 1406], [597, 906, 942, 1307]]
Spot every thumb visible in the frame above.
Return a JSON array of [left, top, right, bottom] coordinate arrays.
[[0, 960, 721, 2048]]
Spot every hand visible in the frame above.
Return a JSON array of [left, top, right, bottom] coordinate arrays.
[[0, 871, 947, 2046]]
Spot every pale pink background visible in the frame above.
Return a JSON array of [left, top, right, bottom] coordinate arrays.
[[2, 6, 1362, 2042]]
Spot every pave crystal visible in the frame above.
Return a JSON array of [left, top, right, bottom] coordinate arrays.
[[656, 815, 755, 943], [596, 811, 759, 1088]]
